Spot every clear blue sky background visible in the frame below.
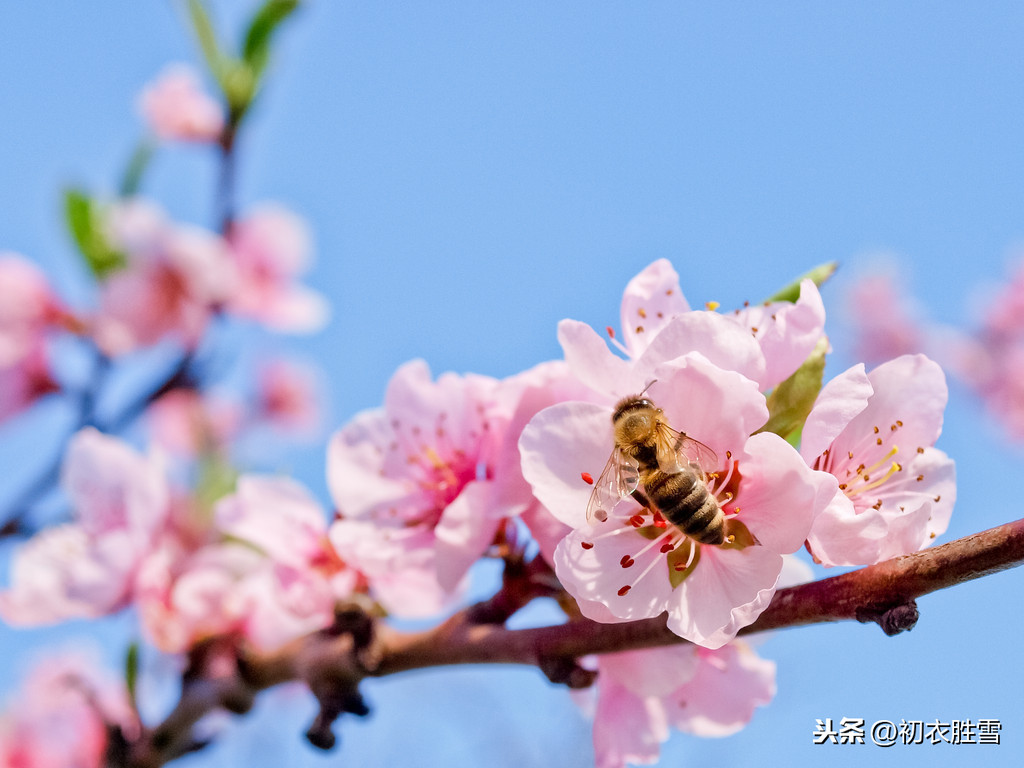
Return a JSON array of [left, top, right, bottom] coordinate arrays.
[[2, 2, 1024, 766]]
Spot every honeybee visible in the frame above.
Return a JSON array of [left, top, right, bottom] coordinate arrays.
[[587, 393, 729, 545]]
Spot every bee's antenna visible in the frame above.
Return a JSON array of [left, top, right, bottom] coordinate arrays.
[[639, 379, 657, 397]]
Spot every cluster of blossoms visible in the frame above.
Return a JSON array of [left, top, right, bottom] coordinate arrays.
[[1, 252, 959, 767], [0, 43, 963, 768], [0, 64, 326, 429], [0, 254, 957, 767]]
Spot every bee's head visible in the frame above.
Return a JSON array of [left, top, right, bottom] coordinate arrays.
[[612, 395, 660, 446]]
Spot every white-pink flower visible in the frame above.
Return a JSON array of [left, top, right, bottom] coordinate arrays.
[[225, 205, 329, 333], [138, 63, 224, 143], [803, 354, 956, 566], [520, 354, 832, 649], [92, 199, 235, 355], [0, 428, 170, 624]]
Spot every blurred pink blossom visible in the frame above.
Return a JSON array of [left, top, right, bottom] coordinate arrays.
[[225, 205, 329, 333], [0, 649, 135, 768], [843, 265, 926, 365], [586, 642, 776, 768], [0, 253, 65, 367], [0, 344, 58, 424], [137, 476, 356, 653], [146, 388, 242, 456], [92, 199, 236, 355], [0, 428, 171, 623], [138, 63, 224, 143], [256, 357, 322, 434]]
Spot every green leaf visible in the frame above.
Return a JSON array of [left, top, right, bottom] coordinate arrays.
[[667, 539, 701, 589], [242, 0, 300, 78], [63, 188, 126, 279], [755, 335, 828, 442], [221, 60, 258, 116], [124, 641, 140, 710], [119, 140, 155, 198], [187, 0, 227, 85], [196, 453, 239, 512], [764, 261, 838, 304]]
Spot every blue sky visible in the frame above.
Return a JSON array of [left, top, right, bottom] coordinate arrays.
[[2, 1, 1024, 766]]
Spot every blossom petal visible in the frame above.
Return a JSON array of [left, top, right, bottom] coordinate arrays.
[[667, 546, 783, 649], [619, 259, 690, 357], [593, 677, 668, 768], [558, 319, 634, 398], [733, 279, 827, 390], [634, 312, 766, 387], [666, 642, 776, 737], [519, 401, 616, 529], [800, 363, 872, 463], [434, 480, 502, 591]]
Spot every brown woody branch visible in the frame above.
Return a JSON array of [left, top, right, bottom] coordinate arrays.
[[123, 516, 1024, 767]]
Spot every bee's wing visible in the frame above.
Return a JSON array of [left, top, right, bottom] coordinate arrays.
[[585, 448, 639, 524], [654, 422, 719, 475]]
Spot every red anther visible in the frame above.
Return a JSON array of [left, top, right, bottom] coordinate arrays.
[[620, 555, 635, 568], [673, 562, 688, 572], [659, 542, 675, 553], [606, 326, 616, 338], [581, 472, 594, 485], [617, 585, 631, 596], [628, 514, 645, 528], [580, 541, 594, 550], [652, 511, 667, 528]]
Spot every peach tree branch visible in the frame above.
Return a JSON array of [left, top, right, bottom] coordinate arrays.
[[121, 516, 1024, 767]]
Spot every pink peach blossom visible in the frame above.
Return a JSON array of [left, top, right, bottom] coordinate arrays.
[[137, 475, 355, 653], [520, 356, 832, 648], [586, 641, 775, 768], [843, 264, 927, 365], [327, 359, 575, 616], [0, 649, 135, 768], [0, 344, 58, 425], [327, 360, 506, 614], [0, 253, 62, 367], [0, 428, 170, 624], [255, 357, 323, 434], [802, 355, 955, 566], [93, 199, 235, 355], [146, 388, 242, 456], [138, 63, 224, 142], [567, 259, 825, 396], [225, 205, 328, 333]]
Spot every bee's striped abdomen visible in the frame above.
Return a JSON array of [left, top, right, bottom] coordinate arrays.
[[643, 467, 726, 546]]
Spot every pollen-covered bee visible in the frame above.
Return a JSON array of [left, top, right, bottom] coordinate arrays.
[[587, 393, 729, 545]]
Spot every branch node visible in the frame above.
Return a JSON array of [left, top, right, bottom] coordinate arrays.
[[538, 655, 598, 689], [855, 599, 919, 636]]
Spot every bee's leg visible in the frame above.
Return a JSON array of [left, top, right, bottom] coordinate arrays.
[[629, 487, 653, 510]]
